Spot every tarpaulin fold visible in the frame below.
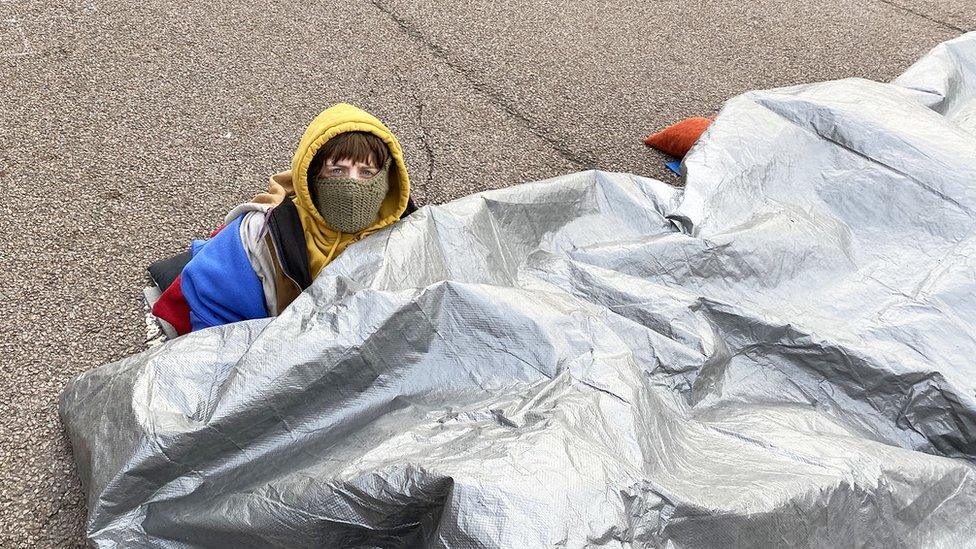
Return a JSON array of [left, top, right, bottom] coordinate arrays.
[[62, 32, 976, 547]]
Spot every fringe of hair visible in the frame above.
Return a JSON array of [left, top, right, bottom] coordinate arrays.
[[309, 132, 390, 179]]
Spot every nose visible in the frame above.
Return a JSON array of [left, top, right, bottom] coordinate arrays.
[[349, 167, 369, 180]]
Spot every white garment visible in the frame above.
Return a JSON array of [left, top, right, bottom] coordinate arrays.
[[143, 285, 177, 343], [224, 202, 270, 225], [233, 207, 278, 316]]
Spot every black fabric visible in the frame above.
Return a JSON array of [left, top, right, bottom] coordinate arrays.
[[267, 199, 313, 291], [403, 196, 418, 218], [147, 250, 192, 291]]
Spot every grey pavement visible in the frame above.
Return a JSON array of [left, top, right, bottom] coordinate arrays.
[[0, 0, 967, 544]]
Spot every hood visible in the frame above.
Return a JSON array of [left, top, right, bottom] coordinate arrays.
[[290, 103, 411, 277]]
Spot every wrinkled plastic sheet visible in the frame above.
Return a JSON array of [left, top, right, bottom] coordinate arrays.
[[61, 33, 976, 547]]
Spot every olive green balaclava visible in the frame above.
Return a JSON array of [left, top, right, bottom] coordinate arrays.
[[311, 159, 391, 233]]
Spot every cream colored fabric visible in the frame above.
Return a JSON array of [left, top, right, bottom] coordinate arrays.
[[224, 201, 273, 225], [236, 208, 278, 316]]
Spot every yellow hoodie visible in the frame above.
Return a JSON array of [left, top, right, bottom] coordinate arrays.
[[253, 104, 412, 278]]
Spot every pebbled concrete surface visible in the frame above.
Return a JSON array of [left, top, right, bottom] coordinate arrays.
[[877, 0, 975, 32], [0, 0, 966, 544]]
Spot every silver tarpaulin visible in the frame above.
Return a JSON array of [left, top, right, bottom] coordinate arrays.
[[61, 33, 976, 547]]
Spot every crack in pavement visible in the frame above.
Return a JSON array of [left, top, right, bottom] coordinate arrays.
[[416, 101, 435, 191], [369, 0, 598, 169], [873, 0, 970, 33], [394, 70, 436, 199]]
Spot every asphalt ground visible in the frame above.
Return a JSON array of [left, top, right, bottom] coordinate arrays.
[[0, 0, 969, 544]]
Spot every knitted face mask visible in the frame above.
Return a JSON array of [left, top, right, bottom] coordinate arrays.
[[310, 160, 391, 233]]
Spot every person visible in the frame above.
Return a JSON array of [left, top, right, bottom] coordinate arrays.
[[147, 103, 416, 337]]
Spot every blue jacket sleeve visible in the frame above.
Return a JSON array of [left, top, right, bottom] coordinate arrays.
[[180, 216, 269, 332]]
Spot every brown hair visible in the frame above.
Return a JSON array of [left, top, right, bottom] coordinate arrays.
[[308, 131, 390, 179]]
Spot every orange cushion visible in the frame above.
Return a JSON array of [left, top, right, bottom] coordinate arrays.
[[644, 117, 712, 158]]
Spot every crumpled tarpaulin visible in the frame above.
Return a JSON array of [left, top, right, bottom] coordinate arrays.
[[61, 33, 976, 547]]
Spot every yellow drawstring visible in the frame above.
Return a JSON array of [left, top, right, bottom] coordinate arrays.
[[324, 231, 343, 264]]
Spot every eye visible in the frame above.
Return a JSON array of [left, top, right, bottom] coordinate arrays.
[[362, 169, 375, 177], [329, 168, 343, 175]]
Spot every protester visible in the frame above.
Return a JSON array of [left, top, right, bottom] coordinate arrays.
[[148, 103, 415, 336]]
